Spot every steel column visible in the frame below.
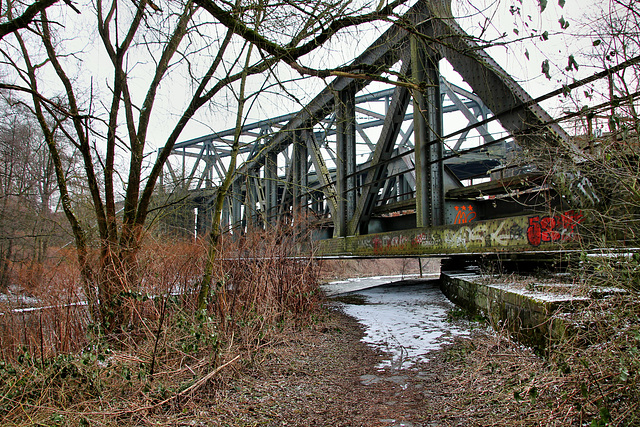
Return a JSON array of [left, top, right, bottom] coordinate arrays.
[[292, 132, 308, 213], [412, 35, 444, 227], [221, 197, 229, 232], [245, 172, 260, 229], [231, 178, 243, 233], [196, 203, 206, 237], [335, 87, 357, 237], [265, 151, 278, 225]]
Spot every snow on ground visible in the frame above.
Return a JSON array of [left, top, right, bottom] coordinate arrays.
[[333, 278, 470, 370]]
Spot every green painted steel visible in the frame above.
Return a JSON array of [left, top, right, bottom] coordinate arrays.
[[314, 212, 582, 257]]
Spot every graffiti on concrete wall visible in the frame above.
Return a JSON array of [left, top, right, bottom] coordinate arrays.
[[453, 205, 476, 224], [526, 210, 583, 247], [317, 212, 585, 256]]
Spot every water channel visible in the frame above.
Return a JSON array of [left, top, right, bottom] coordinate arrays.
[[325, 276, 471, 370]]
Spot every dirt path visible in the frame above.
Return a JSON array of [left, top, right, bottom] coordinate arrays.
[[180, 303, 548, 427], [210, 309, 434, 426]]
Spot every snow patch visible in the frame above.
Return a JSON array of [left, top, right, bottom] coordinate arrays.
[[337, 280, 470, 370]]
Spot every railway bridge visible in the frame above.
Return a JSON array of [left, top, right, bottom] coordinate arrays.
[[159, 0, 595, 259]]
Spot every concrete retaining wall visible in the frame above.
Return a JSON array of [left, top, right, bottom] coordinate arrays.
[[440, 271, 591, 351]]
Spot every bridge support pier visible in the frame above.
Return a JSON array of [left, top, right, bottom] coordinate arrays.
[[246, 173, 260, 229], [292, 132, 308, 215], [231, 179, 243, 234], [265, 152, 278, 226]]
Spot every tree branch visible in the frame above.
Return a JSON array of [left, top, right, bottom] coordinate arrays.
[[0, 83, 80, 117], [193, 0, 409, 65], [0, 0, 59, 39]]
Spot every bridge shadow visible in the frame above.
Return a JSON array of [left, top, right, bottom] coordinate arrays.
[[321, 273, 440, 297]]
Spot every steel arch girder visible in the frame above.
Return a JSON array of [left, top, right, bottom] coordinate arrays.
[[424, 2, 573, 152]]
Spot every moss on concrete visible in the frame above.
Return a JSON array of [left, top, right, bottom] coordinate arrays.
[[440, 272, 591, 352]]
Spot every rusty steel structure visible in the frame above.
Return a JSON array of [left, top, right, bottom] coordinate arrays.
[[159, 0, 585, 257]]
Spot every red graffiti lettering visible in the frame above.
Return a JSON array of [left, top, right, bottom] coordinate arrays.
[[372, 237, 382, 251], [371, 234, 416, 254], [413, 233, 427, 246], [454, 205, 476, 224], [527, 216, 542, 246], [527, 210, 583, 246]]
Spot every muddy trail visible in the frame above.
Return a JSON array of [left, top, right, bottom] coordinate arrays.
[[199, 280, 565, 427]]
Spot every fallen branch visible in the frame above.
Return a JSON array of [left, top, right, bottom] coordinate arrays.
[[106, 355, 241, 416], [139, 354, 240, 412]]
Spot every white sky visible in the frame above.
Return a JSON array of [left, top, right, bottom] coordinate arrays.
[[1, 0, 613, 185], [166, 0, 600, 143]]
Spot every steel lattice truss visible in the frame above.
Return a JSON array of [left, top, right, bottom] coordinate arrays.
[[160, 0, 578, 252]]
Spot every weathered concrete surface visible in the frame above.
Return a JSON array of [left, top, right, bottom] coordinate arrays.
[[440, 271, 609, 351]]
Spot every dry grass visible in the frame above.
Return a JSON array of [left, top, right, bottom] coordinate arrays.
[[0, 227, 322, 426], [1, 225, 639, 426]]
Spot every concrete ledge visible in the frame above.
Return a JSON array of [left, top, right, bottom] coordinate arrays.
[[440, 271, 602, 351], [315, 214, 582, 257]]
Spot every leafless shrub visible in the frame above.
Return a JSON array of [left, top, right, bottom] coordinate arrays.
[[0, 220, 321, 425]]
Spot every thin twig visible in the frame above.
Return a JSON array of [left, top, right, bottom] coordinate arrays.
[[125, 354, 240, 414]]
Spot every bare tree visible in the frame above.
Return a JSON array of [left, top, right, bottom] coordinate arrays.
[[0, 0, 81, 40], [584, 0, 640, 134], [0, 100, 69, 289], [0, 0, 412, 329]]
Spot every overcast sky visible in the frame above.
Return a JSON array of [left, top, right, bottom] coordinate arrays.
[[3, 0, 609, 179]]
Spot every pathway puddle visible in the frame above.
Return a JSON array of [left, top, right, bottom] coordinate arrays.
[[331, 278, 470, 370]]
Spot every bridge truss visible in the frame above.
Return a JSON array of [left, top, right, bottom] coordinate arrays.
[[159, 0, 583, 257]]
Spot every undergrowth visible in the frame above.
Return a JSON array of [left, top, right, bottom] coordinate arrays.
[[0, 227, 322, 426], [548, 294, 640, 426], [444, 258, 640, 426], [436, 292, 639, 426]]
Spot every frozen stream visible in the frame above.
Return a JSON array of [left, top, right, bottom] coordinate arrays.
[[328, 278, 470, 370]]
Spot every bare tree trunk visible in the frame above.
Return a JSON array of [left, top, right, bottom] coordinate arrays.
[[198, 41, 254, 311], [98, 241, 139, 332]]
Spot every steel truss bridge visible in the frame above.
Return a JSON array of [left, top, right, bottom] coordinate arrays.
[[158, 0, 586, 257]]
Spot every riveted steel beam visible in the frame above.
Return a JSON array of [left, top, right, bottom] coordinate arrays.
[[304, 130, 338, 221], [265, 151, 278, 225], [244, 174, 260, 229], [335, 87, 357, 237], [292, 132, 308, 213], [441, 79, 494, 146], [231, 178, 243, 233], [412, 35, 444, 228]]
